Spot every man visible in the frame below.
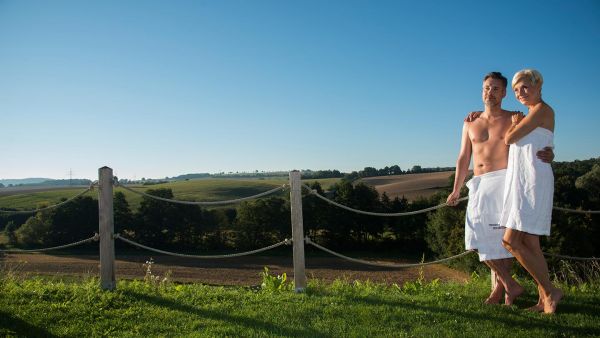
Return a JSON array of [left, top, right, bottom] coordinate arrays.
[[446, 72, 553, 305]]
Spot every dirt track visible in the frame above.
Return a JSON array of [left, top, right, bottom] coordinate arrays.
[[1, 253, 468, 286]]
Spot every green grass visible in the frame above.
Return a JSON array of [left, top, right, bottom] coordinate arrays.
[[0, 178, 341, 211], [1, 272, 598, 337]]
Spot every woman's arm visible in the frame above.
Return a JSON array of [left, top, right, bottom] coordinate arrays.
[[504, 106, 549, 144]]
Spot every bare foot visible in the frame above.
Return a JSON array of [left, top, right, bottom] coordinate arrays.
[[504, 283, 525, 306], [526, 301, 544, 312], [543, 288, 563, 314], [484, 283, 504, 305]]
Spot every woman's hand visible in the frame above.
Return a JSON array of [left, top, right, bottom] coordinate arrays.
[[511, 112, 525, 125], [464, 111, 482, 122]]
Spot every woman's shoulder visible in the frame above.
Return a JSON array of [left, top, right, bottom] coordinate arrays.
[[531, 101, 554, 117]]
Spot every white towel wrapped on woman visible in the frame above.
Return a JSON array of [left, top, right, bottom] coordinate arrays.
[[500, 127, 554, 236]]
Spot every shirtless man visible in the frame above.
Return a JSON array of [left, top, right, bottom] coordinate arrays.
[[446, 72, 553, 305]]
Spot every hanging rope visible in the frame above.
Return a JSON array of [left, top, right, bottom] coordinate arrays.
[[543, 252, 600, 261], [115, 183, 287, 206], [304, 237, 473, 268], [552, 206, 600, 214], [304, 183, 599, 215], [0, 233, 99, 253], [303, 183, 468, 216], [114, 233, 291, 258], [0, 183, 96, 215]]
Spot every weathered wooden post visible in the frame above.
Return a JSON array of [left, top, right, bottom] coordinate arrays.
[[98, 166, 116, 290], [491, 270, 497, 292], [289, 170, 306, 292]]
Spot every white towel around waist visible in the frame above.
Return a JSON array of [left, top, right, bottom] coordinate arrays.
[[465, 169, 513, 261]]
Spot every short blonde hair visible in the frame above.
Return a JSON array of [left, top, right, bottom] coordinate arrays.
[[512, 69, 544, 89]]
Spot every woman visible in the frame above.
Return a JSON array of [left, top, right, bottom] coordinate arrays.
[[500, 69, 562, 314]]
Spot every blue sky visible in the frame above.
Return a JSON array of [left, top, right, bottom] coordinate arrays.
[[1, 0, 599, 180]]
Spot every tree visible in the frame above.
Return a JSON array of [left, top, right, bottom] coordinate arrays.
[[234, 197, 290, 249], [575, 164, 600, 200], [5, 221, 18, 245], [114, 191, 133, 235]]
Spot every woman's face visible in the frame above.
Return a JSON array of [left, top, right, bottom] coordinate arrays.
[[513, 78, 541, 106]]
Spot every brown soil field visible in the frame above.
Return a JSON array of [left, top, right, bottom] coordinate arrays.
[[359, 171, 456, 200], [0, 253, 468, 286]]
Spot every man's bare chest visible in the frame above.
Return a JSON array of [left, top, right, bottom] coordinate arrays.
[[469, 122, 509, 145]]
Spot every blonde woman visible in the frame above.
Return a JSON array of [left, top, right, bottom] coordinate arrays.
[[500, 69, 562, 314]]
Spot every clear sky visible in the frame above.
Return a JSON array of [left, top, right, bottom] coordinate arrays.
[[1, 0, 599, 180]]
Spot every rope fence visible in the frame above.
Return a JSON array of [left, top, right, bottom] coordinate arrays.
[[116, 183, 288, 206], [0, 183, 96, 215], [303, 183, 468, 216], [305, 237, 473, 268], [543, 252, 600, 261], [1, 167, 599, 291], [0, 233, 99, 253], [551, 206, 600, 214], [114, 233, 291, 259], [303, 183, 599, 215]]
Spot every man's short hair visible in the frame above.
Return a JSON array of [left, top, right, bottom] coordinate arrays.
[[483, 72, 508, 88], [512, 69, 544, 89]]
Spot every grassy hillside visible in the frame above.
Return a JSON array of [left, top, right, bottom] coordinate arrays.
[[0, 177, 341, 210]]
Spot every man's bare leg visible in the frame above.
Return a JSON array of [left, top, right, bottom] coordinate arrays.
[[483, 260, 504, 304], [503, 229, 563, 313], [485, 258, 524, 305]]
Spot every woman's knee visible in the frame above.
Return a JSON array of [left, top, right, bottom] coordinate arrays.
[[503, 235, 522, 252], [502, 238, 515, 252]]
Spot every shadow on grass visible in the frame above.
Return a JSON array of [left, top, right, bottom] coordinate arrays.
[[336, 292, 600, 336], [0, 309, 61, 338], [123, 289, 327, 337]]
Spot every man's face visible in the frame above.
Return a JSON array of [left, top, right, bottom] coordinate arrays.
[[482, 78, 506, 107]]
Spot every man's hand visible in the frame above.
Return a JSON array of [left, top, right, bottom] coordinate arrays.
[[536, 147, 555, 163], [464, 111, 482, 122], [446, 191, 461, 207]]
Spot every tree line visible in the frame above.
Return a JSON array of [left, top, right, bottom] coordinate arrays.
[[1, 158, 598, 272]]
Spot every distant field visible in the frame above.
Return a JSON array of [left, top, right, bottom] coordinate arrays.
[[0, 172, 453, 210], [359, 171, 455, 201], [0, 177, 341, 211]]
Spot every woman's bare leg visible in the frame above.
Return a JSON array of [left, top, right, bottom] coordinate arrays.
[[502, 229, 563, 313]]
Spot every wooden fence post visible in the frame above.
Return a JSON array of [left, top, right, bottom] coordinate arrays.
[[491, 270, 497, 292], [98, 166, 116, 290], [289, 170, 306, 292]]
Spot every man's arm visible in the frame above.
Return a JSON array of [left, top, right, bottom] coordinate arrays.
[[447, 122, 472, 206]]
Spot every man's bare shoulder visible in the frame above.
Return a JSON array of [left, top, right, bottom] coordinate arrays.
[[464, 111, 483, 123]]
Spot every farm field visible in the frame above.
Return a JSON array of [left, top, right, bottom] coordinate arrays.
[[360, 171, 457, 200], [0, 172, 455, 211], [0, 178, 341, 211], [0, 251, 468, 286]]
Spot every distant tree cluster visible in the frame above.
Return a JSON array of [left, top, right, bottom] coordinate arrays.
[[343, 165, 455, 182]]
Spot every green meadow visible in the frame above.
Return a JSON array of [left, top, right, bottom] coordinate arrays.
[[1, 271, 598, 337], [0, 178, 341, 211]]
